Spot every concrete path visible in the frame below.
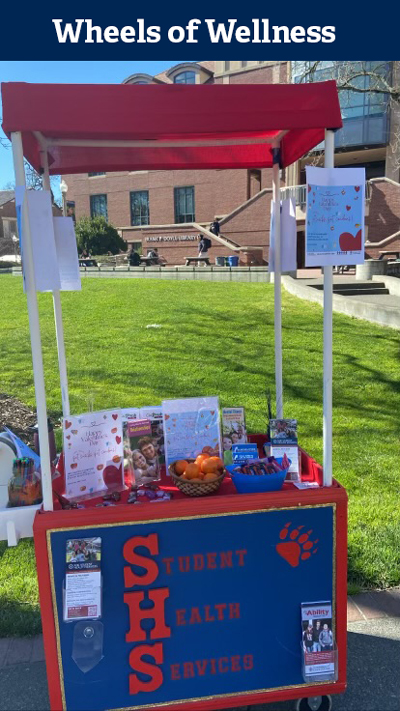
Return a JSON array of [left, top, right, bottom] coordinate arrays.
[[1, 590, 399, 710]]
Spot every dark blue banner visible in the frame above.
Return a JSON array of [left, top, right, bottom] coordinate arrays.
[[0, 2, 397, 60], [49, 505, 334, 711]]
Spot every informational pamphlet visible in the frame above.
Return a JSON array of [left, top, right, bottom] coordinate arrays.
[[162, 396, 221, 470], [64, 538, 102, 621], [126, 419, 161, 485], [139, 406, 165, 467], [222, 407, 247, 465], [301, 601, 335, 681], [270, 419, 300, 482], [53, 216, 81, 291], [269, 197, 297, 273], [231, 443, 258, 463], [63, 410, 124, 499], [305, 166, 365, 268]]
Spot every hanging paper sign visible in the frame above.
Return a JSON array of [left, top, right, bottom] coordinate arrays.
[[162, 396, 221, 469], [305, 167, 365, 267], [53, 216, 81, 291], [269, 198, 297, 273], [63, 410, 124, 499], [24, 190, 61, 292]]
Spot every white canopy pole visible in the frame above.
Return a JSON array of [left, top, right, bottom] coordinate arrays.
[[272, 143, 283, 419], [40, 150, 71, 419], [11, 132, 54, 511], [323, 130, 335, 486]]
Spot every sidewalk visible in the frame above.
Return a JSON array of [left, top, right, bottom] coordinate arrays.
[[1, 590, 399, 710]]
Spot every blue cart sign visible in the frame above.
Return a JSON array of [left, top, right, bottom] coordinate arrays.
[[48, 504, 335, 711]]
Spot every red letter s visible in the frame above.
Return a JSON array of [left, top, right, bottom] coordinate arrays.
[[129, 642, 163, 694]]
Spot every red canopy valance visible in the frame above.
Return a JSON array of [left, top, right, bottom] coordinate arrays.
[[1, 81, 342, 174]]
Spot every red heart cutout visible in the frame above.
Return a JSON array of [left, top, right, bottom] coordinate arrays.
[[346, 205, 351, 211], [112, 413, 118, 420], [164, 414, 170, 420], [308, 185, 311, 193], [65, 420, 72, 429], [116, 436, 121, 444], [70, 463, 78, 469], [111, 427, 117, 434], [355, 186, 360, 192], [97, 464, 104, 471], [66, 435, 71, 440], [339, 229, 362, 252]]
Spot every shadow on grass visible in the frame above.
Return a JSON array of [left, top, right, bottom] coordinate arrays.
[[0, 600, 41, 638]]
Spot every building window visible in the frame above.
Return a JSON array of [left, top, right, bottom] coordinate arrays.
[[130, 191, 150, 226], [174, 71, 196, 84], [174, 187, 195, 223], [224, 61, 231, 71], [247, 170, 262, 199], [88, 172, 106, 177], [90, 194, 108, 219]]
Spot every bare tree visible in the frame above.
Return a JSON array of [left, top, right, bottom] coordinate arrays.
[[293, 61, 400, 172]]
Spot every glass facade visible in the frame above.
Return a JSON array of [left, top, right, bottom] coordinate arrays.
[[90, 194, 108, 219], [130, 190, 150, 226], [174, 186, 195, 223], [291, 61, 391, 149]]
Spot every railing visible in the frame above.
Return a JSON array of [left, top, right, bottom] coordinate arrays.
[[280, 185, 307, 208]]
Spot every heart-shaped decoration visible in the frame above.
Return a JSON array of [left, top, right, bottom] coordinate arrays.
[[210, 411, 215, 415], [97, 464, 104, 471], [346, 205, 351, 211], [112, 455, 121, 464], [308, 185, 311, 193], [71, 430, 78, 435], [65, 420, 72, 429], [355, 186, 360, 192], [80, 486, 86, 492], [112, 413, 118, 420], [111, 427, 117, 434], [66, 435, 71, 440], [164, 414, 170, 420], [341, 190, 346, 195], [116, 436, 121, 444], [70, 463, 78, 469], [339, 229, 362, 252]]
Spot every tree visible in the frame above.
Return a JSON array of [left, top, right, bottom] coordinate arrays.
[[75, 216, 127, 255], [292, 61, 400, 173]]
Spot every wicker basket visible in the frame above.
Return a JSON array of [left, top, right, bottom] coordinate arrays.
[[169, 459, 225, 497]]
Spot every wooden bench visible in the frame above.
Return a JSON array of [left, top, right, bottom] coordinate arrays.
[[185, 257, 210, 266]]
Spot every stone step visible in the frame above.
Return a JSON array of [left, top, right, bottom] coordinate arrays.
[[333, 287, 390, 296]]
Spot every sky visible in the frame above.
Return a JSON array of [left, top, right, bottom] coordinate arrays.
[[0, 61, 193, 192]]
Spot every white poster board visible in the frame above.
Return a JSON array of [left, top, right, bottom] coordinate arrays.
[[269, 198, 297, 273], [162, 396, 222, 469], [24, 190, 61, 292], [305, 167, 366, 267], [53, 216, 81, 291]]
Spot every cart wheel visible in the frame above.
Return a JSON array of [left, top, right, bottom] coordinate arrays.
[[295, 696, 332, 711]]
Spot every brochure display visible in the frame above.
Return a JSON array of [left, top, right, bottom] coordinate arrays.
[[2, 80, 347, 711]]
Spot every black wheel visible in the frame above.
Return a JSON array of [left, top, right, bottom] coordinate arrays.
[[295, 696, 332, 711]]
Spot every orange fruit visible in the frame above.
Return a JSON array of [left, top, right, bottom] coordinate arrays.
[[190, 478, 203, 483], [175, 460, 188, 475], [180, 472, 189, 479], [201, 457, 223, 474], [185, 462, 200, 479], [202, 446, 214, 455], [195, 453, 210, 467], [204, 472, 218, 481]]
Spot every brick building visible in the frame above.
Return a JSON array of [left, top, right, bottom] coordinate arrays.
[[63, 60, 400, 265]]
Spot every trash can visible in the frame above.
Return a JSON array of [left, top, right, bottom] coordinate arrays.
[[228, 255, 239, 267], [215, 256, 226, 266]]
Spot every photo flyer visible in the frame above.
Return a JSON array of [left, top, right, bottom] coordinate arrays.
[[162, 396, 222, 470], [63, 410, 124, 499], [222, 407, 247, 465], [301, 601, 335, 682], [126, 419, 162, 485], [270, 419, 300, 482], [64, 537, 102, 621]]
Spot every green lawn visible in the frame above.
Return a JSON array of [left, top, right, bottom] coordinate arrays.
[[1, 275, 400, 636]]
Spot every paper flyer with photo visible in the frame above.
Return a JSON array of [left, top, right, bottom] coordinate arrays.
[[139, 406, 165, 467], [64, 538, 102, 621], [306, 166, 365, 268], [301, 601, 335, 681], [270, 419, 300, 482], [63, 410, 124, 499], [162, 397, 221, 470], [126, 419, 161, 485], [222, 407, 247, 465]]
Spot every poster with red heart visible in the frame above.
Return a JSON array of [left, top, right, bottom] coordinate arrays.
[[305, 166, 365, 267], [64, 410, 124, 499]]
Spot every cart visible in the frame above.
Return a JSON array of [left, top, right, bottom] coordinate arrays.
[[1, 80, 345, 711]]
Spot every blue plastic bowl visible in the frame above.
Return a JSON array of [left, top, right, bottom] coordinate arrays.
[[226, 457, 289, 493]]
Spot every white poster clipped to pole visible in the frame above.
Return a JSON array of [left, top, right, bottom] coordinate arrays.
[[24, 190, 61, 292], [305, 166, 366, 268], [269, 198, 297, 273], [53, 217, 82, 291]]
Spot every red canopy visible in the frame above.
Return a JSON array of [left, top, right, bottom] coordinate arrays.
[[1, 81, 342, 174]]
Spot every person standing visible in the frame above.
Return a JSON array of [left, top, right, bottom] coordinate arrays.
[[197, 235, 211, 266], [210, 218, 221, 236], [319, 623, 333, 651]]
